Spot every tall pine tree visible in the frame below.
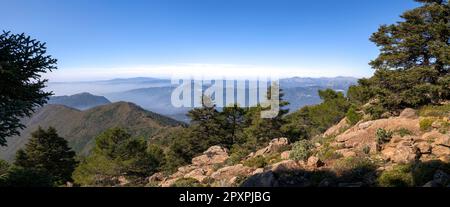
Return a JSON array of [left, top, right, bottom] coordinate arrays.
[[14, 127, 77, 185]]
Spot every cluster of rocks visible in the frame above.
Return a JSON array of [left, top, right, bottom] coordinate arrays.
[[330, 108, 449, 163], [155, 146, 254, 187], [147, 108, 449, 187]]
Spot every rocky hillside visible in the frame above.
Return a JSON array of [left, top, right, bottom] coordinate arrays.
[[144, 107, 449, 187], [0, 102, 185, 161]]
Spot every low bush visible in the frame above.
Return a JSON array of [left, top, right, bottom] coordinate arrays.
[[346, 106, 362, 125], [376, 128, 393, 145], [243, 153, 282, 168], [419, 104, 450, 117], [333, 157, 377, 183], [289, 140, 313, 161], [419, 118, 435, 132], [377, 164, 413, 187], [393, 128, 413, 137]]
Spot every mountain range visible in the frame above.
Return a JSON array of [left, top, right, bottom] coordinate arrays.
[[48, 92, 111, 110], [46, 77, 358, 122]]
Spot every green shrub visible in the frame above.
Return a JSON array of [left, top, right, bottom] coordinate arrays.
[[243, 153, 282, 168], [362, 145, 371, 155], [346, 106, 362, 125], [365, 104, 386, 120], [243, 156, 267, 168], [394, 128, 413, 137], [419, 118, 434, 132], [419, 104, 450, 117], [289, 140, 313, 161], [376, 128, 393, 145], [317, 143, 342, 161], [333, 157, 376, 174], [170, 178, 204, 187], [333, 157, 377, 183], [377, 164, 413, 187]]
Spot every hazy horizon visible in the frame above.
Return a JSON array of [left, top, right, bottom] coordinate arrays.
[[2, 0, 420, 82]]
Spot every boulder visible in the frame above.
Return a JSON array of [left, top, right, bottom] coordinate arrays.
[[211, 164, 253, 184], [252, 168, 264, 175], [192, 146, 229, 166], [382, 145, 419, 164], [324, 117, 350, 137], [422, 130, 447, 142], [184, 168, 208, 183], [280, 151, 291, 160], [117, 176, 129, 186], [336, 149, 357, 158], [399, 108, 417, 119], [254, 138, 289, 157], [148, 172, 165, 182], [434, 135, 450, 147], [358, 121, 374, 130], [431, 145, 450, 158], [307, 156, 324, 168], [241, 172, 279, 187], [270, 160, 302, 173], [335, 115, 420, 154], [414, 142, 432, 154], [381, 147, 396, 161], [391, 145, 419, 164], [161, 178, 179, 187]]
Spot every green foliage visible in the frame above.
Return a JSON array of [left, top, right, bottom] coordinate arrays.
[[283, 89, 350, 140], [346, 106, 362, 125], [419, 118, 435, 131], [419, 104, 450, 117], [170, 178, 204, 187], [243, 153, 282, 168], [394, 128, 413, 137], [349, 0, 450, 114], [0, 160, 9, 177], [377, 164, 414, 187], [13, 127, 77, 185], [165, 89, 290, 172], [362, 145, 371, 155], [73, 128, 160, 186], [317, 144, 342, 161], [290, 140, 313, 161], [0, 31, 57, 146], [0, 166, 55, 187], [378, 161, 450, 187], [376, 128, 393, 146], [333, 157, 378, 183]]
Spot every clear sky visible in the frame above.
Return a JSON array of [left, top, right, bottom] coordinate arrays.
[[1, 0, 419, 81]]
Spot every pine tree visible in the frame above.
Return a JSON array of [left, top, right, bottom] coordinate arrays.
[[73, 127, 159, 186], [186, 96, 227, 151], [244, 84, 289, 146], [221, 104, 249, 148], [0, 32, 57, 146], [356, 0, 449, 112], [14, 127, 77, 185]]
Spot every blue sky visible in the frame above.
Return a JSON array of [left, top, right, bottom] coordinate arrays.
[[1, 0, 419, 81]]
